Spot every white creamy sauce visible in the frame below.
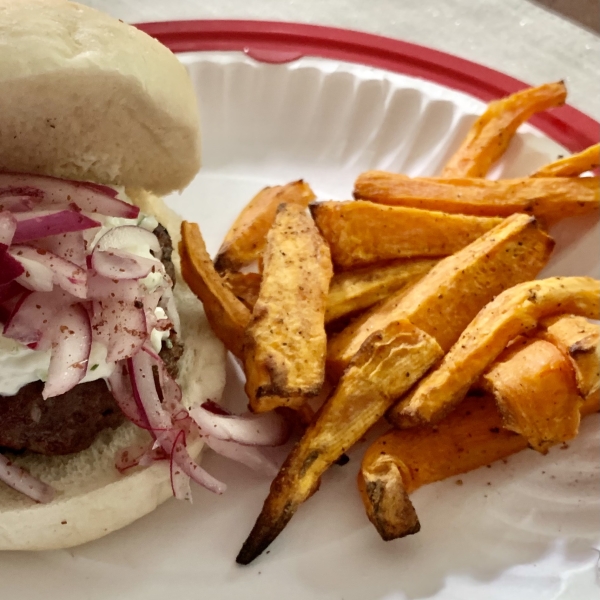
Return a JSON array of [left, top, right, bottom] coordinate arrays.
[[0, 206, 173, 396], [0, 337, 115, 396]]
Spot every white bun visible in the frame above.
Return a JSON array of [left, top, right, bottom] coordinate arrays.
[[0, 193, 227, 550], [0, 1, 219, 550], [0, 0, 201, 195]]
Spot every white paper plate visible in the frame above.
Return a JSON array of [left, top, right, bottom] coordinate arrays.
[[2, 50, 598, 600]]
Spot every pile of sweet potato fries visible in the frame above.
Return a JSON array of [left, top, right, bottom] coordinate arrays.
[[178, 80, 600, 563]]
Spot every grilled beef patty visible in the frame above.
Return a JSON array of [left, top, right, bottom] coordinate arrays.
[[0, 225, 182, 456], [153, 223, 176, 284], [0, 378, 127, 456]]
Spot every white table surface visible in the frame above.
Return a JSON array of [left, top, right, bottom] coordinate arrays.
[[82, 0, 600, 122]]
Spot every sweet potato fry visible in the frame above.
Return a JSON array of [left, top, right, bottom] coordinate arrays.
[[236, 319, 443, 564], [391, 276, 600, 427], [221, 271, 261, 309], [532, 143, 600, 177], [327, 213, 554, 381], [441, 81, 567, 177], [244, 203, 332, 413], [325, 259, 437, 324], [310, 200, 502, 269], [219, 259, 437, 323], [179, 221, 251, 358], [483, 339, 582, 453], [214, 181, 316, 272], [359, 391, 599, 541], [539, 315, 600, 396], [474, 317, 599, 452], [361, 395, 518, 540], [353, 171, 599, 224]]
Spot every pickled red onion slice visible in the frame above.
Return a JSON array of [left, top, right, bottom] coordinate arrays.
[[0, 281, 24, 305], [80, 181, 119, 198], [128, 351, 227, 495], [203, 437, 280, 477], [35, 231, 87, 267], [140, 344, 184, 413], [169, 430, 194, 501], [0, 173, 138, 218], [95, 225, 161, 257], [14, 254, 54, 292], [190, 403, 290, 447], [87, 273, 149, 361], [108, 347, 285, 497], [43, 303, 92, 399], [163, 427, 226, 496], [115, 440, 167, 473], [0, 452, 54, 504], [13, 210, 101, 243], [128, 350, 177, 431], [91, 248, 157, 280], [3, 288, 76, 347], [104, 298, 147, 363], [9, 245, 87, 298], [0, 252, 25, 286], [0, 210, 17, 249], [116, 441, 154, 473], [89, 299, 111, 347], [0, 282, 25, 325], [0, 195, 44, 212], [106, 363, 151, 430], [87, 272, 141, 302], [0, 183, 44, 200]]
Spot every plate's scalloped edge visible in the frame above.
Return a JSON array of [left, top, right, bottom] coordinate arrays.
[[134, 19, 598, 152]]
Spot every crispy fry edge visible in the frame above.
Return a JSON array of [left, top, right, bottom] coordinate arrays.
[[392, 276, 600, 427], [441, 81, 567, 178], [532, 143, 600, 177], [327, 213, 554, 382], [236, 320, 443, 564], [359, 390, 599, 541], [483, 338, 583, 452], [179, 221, 251, 357], [215, 181, 316, 272], [353, 172, 599, 224], [243, 203, 332, 413]]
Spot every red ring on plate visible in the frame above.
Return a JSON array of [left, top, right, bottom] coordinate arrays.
[[135, 20, 598, 152]]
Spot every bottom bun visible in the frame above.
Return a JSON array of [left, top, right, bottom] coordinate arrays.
[[0, 192, 226, 551]]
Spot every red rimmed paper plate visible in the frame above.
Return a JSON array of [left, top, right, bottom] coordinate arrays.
[[2, 21, 598, 600]]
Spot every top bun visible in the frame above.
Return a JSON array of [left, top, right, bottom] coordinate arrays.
[[0, 0, 200, 195]]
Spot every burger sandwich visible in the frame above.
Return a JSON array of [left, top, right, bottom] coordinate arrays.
[[0, 0, 235, 550]]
